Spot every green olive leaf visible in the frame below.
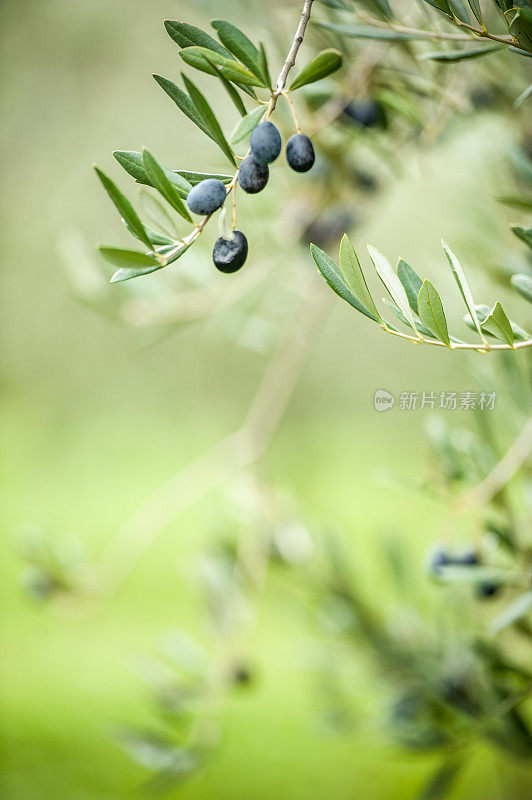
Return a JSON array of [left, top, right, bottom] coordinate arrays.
[[289, 50, 343, 91], [338, 234, 381, 322], [311, 244, 380, 321], [141, 149, 192, 222], [368, 245, 417, 331], [397, 258, 423, 314], [417, 280, 451, 345], [230, 105, 266, 144], [94, 167, 152, 250]]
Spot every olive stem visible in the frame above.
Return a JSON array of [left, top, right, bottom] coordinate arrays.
[[357, 11, 515, 45], [281, 91, 302, 134]]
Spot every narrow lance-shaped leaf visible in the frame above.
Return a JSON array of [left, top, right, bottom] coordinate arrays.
[[423, 0, 452, 15], [511, 273, 532, 303], [211, 20, 265, 83], [479, 301, 515, 346], [216, 71, 247, 117], [447, 0, 471, 24], [418, 44, 502, 62], [176, 170, 233, 186], [181, 74, 237, 167], [98, 247, 161, 283], [113, 150, 193, 197], [464, 304, 529, 342], [142, 149, 192, 222], [442, 240, 486, 343], [315, 20, 431, 40], [122, 218, 172, 247], [511, 224, 532, 249], [164, 20, 234, 57], [179, 47, 265, 87], [417, 280, 451, 345], [310, 244, 380, 321], [397, 258, 423, 314], [338, 234, 381, 322], [153, 75, 210, 137], [468, 0, 483, 25], [368, 245, 417, 331], [258, 43, 272, 90], [289, 49, 343, 91], [230, 105, 266, 144], [138, 189, 180, 240], [94, 167, 152, 249]]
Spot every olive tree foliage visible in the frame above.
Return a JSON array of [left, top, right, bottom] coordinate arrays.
[[27, 0, 532, 795]]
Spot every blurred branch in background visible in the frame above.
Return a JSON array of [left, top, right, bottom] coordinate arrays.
[[99, 277, 331, 593]]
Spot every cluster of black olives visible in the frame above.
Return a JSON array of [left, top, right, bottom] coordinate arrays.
[[428, 547, 500, 599], [185, 120, 315, 274]]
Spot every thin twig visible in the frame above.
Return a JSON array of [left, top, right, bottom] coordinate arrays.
[[357, 12, 514, 45], [381, 323, 532, 352], [457, 416, 532, 512]]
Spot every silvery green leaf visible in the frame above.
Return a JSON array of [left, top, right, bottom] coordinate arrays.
[[511, 224, 532, 249], [397, 259, 423, 314], [164, 20, 233, 58], [211, 20, 264, 82], [315, 20, 427, 40], [468, 0, 483, 24], [94, 167, 152, 250], [417, 280, 451, 345], [423, 0, 452, 14], [113, 150, 192, 197], [181, 74, 237, 166], [442, 240, 485, 342], [491, 591, 532, 634], [464, 305, 528, 341], [383, 299, 438, 338], [180, 46, 265, 87], [511, 272, 532, 302], [338, 234, 381, 322], [368, 246, 417, 331], [142, 149, 192, 222], [153, 75, 210, 137], [176, 171, 233, 186], [138, 189, 180, 240], [311, 244, 380, 321], [479, 301, 515, 346], [98, 247, 161, 282], [418, 44, 502, 62], [496, 195, 532, 210], [216, 71, 247, 116], [258, 43, 272, 90], [122, 218, 172, 247], [230, 105, 266, 144], [289, 50, 343, 91]]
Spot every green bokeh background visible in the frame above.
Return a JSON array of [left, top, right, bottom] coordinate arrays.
[[1, 1, 530, 798]]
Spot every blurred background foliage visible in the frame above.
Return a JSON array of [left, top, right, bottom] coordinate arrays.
[[1, 0, 531, 798]]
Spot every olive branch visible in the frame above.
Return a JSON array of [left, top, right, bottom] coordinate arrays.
[[311, 228, 532, 353], [317, 0, 532, 61], [93, 0, 346, 283]]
